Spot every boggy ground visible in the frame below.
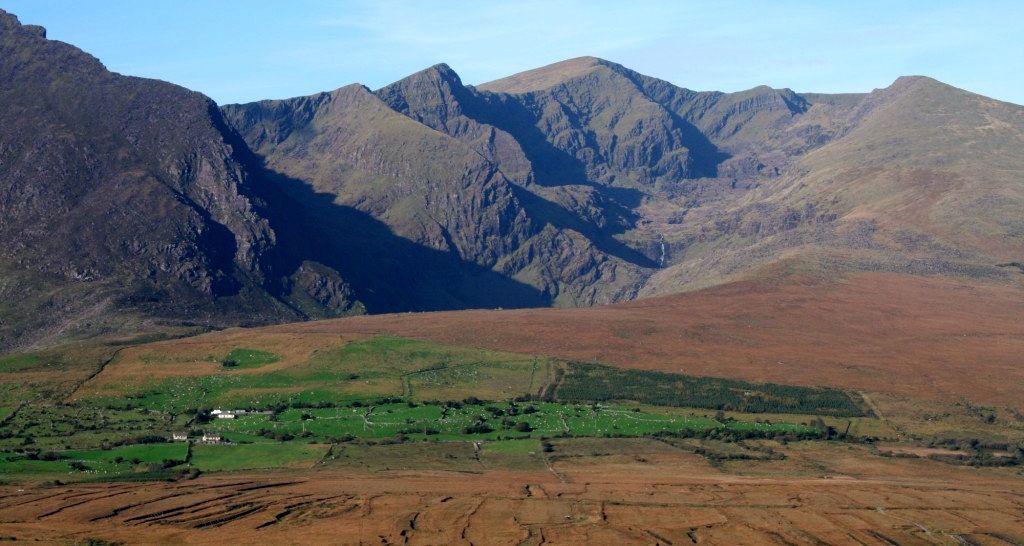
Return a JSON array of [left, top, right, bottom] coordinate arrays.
[[0, 439, 1021, 545], [280, 272, 1024, 408]]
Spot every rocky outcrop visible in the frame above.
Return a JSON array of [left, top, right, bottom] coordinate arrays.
[[0, 10, 359, 348]]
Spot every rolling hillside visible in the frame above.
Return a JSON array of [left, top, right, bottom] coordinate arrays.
[[196, 272, 1024, 408]]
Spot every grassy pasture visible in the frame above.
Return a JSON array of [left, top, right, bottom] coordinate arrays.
[[0, 442, 189, 480], [205, 401, 816, 444], [220, 348, 281, 369], [4, 335, 961, 483], [190, 443, 328, 472], [80, 337, 550, 412], [0, 403, 187, 450]]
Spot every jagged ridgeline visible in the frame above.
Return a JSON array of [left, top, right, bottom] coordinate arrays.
[[2, 8, 1023, 350]]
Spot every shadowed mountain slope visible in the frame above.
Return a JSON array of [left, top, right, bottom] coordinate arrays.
[[223, 81, 651, 309], [0, 10, 317, 348]]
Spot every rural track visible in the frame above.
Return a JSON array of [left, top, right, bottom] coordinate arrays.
[[540, 453, 568, 484], [858, 391, 909, 440]]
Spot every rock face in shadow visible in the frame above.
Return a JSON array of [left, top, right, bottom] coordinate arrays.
[[0, 9, 313, 348], [223, 80, 649, 310], [4, 7, 1023, 349]]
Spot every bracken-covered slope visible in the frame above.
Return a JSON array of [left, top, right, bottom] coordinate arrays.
[[261, 272, 1024, 408]]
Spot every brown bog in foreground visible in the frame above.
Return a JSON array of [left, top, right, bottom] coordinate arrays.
[[1, 440, 1022, 545], [267, 272, 1024, 408]]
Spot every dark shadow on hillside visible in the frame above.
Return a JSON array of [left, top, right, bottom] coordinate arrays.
[[616, 71, 733, 178], [468, 83, 730, 185], [465, 91, 590, 187], [165, 185, 242, 297], [212, 107, 550, 314], [509, 186, 657, 269], [592, 185, 646, 210], [661, 108, 731, 179]]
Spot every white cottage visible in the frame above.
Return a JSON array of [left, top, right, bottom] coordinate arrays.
[[212, 409, 245, 419]]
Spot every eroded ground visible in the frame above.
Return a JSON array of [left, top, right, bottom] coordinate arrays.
[[1, 439, 1021, 545]]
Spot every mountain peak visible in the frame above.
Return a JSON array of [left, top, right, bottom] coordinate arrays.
[[865, 75, 977, 106], [375, 63, 472, 126], [476, 56, 617, 94], [425, 62, 459, 79], [378, 63, 463, 91], [883, 75, 964, 96], [891, 75, 940, 85], [0, 8, 17, 25]]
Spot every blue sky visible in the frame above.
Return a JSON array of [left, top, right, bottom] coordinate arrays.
[[3, 1, 1022, 105]]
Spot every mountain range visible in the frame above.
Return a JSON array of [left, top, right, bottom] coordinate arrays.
[[2, 8, 1022, 350]]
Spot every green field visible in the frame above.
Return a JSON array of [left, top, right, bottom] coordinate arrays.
[[0, 335, 885, 482], [0, 353, 45, 373], [0, 443, 189, 479], [190, 443, 327, 472], [220, 348, 281, 369], [205, 400, 817, 444], [84, 337, 550, 412], [1, 403, 191, 450]]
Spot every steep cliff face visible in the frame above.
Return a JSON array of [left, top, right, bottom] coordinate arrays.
[[229, 84, 528, 266], [224, 80, 651, 309], [477, 57, 718, 187], [227, 54, 1024, 313], [0, 10, 362, 348], [375, 64, 535, 186]]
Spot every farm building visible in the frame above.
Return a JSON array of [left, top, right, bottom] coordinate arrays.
[[201, 434, 222, 444], [211, 409, 245, 419], [171, 432, 188, 441]]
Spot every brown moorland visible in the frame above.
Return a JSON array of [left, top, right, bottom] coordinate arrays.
[[245, 272, 1024, 408], [1, 439, 1021, 545]]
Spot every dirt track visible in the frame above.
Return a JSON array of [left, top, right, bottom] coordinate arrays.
[[263, 273, 1024, 408]]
